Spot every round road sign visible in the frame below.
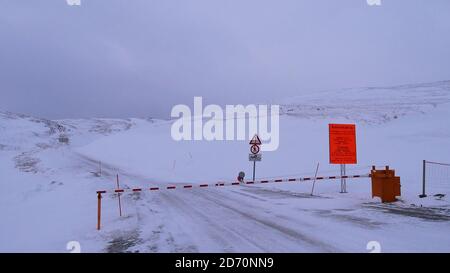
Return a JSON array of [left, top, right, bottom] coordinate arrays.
[[250, 144, 260, 154]]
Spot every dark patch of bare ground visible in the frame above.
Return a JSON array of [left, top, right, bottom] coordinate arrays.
[[240, 186, 332, 200], [105, 230, 142, 253], [310, 209, 384, 229], [14, 153, 41, 173], [362, 203, 450, 221]]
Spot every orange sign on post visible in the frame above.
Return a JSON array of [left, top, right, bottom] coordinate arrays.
[[329, 124, 357, 164]]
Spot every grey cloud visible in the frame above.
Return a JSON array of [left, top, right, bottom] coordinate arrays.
[[1, 0, 449, 119]]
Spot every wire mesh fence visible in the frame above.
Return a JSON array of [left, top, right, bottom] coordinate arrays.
[[421, 160, 450, 197]]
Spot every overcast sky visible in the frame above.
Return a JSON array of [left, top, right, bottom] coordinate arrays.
[[1, 0, 450, 119]]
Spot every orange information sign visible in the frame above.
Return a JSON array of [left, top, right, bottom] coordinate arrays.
[[329, 124, 357, 164]]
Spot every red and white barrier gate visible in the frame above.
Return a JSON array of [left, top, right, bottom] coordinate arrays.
[[96, 173, 371, 230]]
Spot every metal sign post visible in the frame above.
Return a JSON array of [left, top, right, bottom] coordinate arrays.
[[340, 164, 347, 193], [253, 160, 256, 182], [249, 134, 262, 182], [248, 154, 262, 181]]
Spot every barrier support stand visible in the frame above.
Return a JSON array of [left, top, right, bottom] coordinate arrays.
[[97, 192, 102, 230]]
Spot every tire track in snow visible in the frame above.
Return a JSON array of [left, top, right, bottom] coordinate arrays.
[[192, 188, 340, 252], [153, 186, 339, 252], [158, 190, 266, 252]]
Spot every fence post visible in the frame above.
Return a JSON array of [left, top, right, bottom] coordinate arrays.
[[97, 192, 102, 230], [419, 160, 427, 198], [310, 163, 320, 196]]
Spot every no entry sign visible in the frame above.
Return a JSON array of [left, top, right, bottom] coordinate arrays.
[[329, 124, 357, 164]]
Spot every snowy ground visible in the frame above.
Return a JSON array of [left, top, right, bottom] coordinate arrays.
[[1, 81, 450, 252]]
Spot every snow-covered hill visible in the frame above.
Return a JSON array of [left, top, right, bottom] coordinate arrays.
[[278, 80, 450, 124], [1, 81, 450, 252]]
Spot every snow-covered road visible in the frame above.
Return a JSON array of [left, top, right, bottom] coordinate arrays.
[[97, 165, 450, 253]]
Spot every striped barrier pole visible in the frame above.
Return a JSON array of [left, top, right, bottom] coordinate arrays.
[[95, 174, 371, 194], [95, 173, 370, 230]]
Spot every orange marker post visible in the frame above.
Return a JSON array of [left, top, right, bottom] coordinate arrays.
[[97, 192, 102, 230]]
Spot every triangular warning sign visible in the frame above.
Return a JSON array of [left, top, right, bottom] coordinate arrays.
[[249, 134, 262, 145]]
